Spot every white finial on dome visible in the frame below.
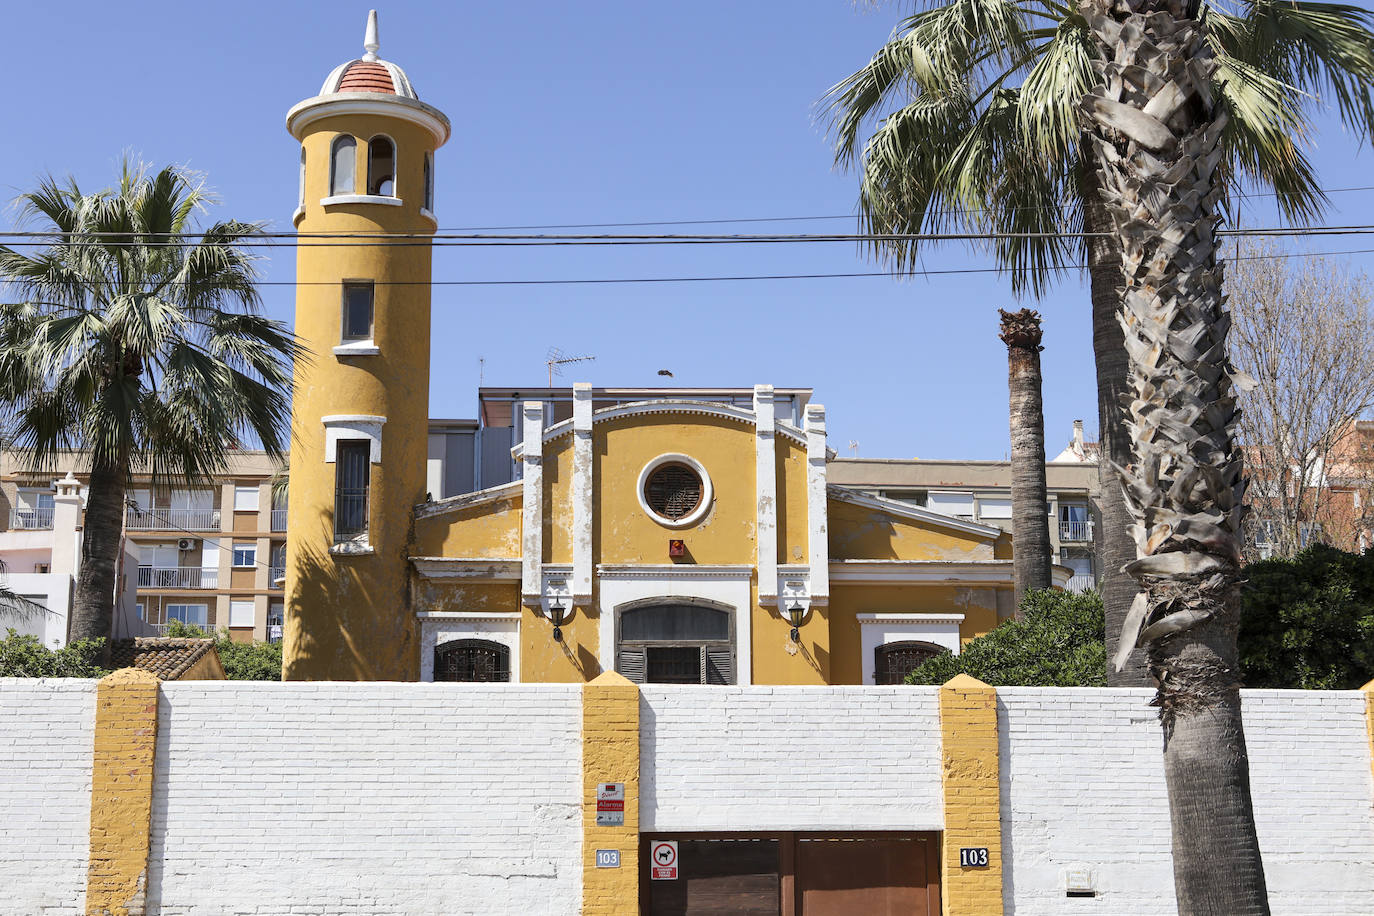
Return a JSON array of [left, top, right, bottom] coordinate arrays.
[[363, 10, 380, 62]]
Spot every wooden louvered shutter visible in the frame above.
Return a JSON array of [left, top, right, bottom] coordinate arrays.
[[704, 646, 734, 685], [617, 647, 646, 684]]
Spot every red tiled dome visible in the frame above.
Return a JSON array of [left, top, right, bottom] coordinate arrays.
[[338, 61, 396, 94]]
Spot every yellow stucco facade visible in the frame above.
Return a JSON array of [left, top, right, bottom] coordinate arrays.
[[277, 24, 1062, 689]]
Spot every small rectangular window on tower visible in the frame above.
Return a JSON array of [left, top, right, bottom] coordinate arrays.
[[342, 282, 374, 341], [334, 440, 371, 544]]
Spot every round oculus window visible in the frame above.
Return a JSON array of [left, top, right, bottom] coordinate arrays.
[[644, 463, 702, 520], [636, 453, 713, 528]]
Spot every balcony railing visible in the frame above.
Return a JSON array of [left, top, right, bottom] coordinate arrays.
[[268, 566, 286, 588], [137, 566, 219, 589], [152, 621, 217, 637], [1066, 574, 1097, 592], [271, 508, 288, 531], [126, 507, 221, 531], [1059, 519, 1094, 542], [9, 507, 54, 530]]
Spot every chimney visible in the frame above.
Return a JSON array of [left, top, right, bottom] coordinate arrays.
[[1072, 419, 1085, 457]]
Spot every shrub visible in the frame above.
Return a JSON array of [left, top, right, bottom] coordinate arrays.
[[163, 620, 283, 681], [0, 629, 109, 677], [1239, 545, 1374, 689], [906, 589, 1107, 687]]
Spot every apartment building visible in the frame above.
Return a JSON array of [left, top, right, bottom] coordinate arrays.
[[827, 421, 1102, 591], [0, 450, 286, 645]]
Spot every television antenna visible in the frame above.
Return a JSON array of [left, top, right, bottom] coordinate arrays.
[[546, 347, 596, 386]]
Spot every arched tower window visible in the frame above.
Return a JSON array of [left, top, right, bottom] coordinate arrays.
[[423, 152, 434, 212], [434, 638, 510, 682], [330, 135, 356, 196], [616, 603, 734, 685], [298, 146, 307, 209], [368, 136, 396, 196], [874, 640, 946, 685]]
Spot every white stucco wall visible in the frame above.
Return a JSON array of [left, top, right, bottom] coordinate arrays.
[[640, 685, 945, 831], [999, 688, 1374, 915], [145, 682, 583, 916], [0, 679, 95, 915]]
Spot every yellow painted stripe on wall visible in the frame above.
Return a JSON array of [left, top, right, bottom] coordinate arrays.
[[86, 668, 161, 916], [1364, 679, 1374, 794], [582, 670, 640, 916], [939, 674, 1005, 916]]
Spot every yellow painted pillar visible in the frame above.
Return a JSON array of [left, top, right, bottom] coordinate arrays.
[[939, 674, 1005, 916], [1363, 679, 1374, 790], [85, 669, 160, 916], [582, 670, 640, 915]]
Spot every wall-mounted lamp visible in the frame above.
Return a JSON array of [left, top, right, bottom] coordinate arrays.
[[786, 600, 806, 642], [548, 597, 570, 642]]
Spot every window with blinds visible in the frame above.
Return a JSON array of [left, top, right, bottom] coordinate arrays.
[[616, 603, 734, 685], [874, 641, 947, 685], [334, 441, 370, 543]]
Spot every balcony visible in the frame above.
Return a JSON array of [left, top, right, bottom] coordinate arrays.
[[125, 507, 221, 531], [9, 507, 53, 530], [271, 508, 288, 531], [152, 621, 217, 636], [269, 566, 286, 588], [1059, 519, 1094, 542], [137, 566, 219, 589], [1066, 574, 1097, 592]]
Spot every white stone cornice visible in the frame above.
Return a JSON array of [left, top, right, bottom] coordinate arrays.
[[410, 557, 521, 581], [415, 611, 522, 622], [514, 398, 807, 456], [827, 485, 1004, 539], [829, 560, 1016, 585], [596, 564, 754, 580], [287, 93, 452, 146], [856, 612, 967, 625], [413, 480, 521, 519]]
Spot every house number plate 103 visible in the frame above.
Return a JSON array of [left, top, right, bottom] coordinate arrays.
[[959, 847, 990, 868]]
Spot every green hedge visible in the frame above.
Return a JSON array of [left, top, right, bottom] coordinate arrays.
[[0, 630, 109, 678], [162, 620, 283, 680]]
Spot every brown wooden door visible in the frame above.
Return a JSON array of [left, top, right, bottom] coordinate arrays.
[[795, 836, 937, 916], [642, 833, 939, 915], [644, 837, 780, 915]]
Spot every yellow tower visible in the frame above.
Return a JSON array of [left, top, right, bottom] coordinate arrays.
[[281, 11, 450, 680]]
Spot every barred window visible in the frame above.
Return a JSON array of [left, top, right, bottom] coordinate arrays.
[[874, 641, 946, 685], [644, 463, 702, 521], [435, 639, 510, 682]]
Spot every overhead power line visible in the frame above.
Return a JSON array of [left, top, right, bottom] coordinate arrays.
[[4, 245, 1366, 288], [6, 224, 1374, 248]]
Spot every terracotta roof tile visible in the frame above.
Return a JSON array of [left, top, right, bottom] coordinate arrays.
[[338, 61, 396, 94], [108, 637, 221, 680]]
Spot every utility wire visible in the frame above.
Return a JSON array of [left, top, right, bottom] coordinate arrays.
[[6, 224, 1374, 248], [6, 245, 1370, 288]]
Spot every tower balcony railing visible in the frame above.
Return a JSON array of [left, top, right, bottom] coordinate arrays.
[[137, 566, 219, 590], [271, 508, 288, 531], [9, 507, 54, 530], [1059, 519, 1094, 542], [1066, 574, 1097, 592], [125, 507, 221, 531]]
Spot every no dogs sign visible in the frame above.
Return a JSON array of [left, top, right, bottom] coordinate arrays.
[[651, 841, 678, 880]]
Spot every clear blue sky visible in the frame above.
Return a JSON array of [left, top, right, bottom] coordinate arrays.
[[6, 1, 1373, 459]]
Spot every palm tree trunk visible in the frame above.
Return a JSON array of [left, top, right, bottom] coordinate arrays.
[[1082, 1, 1269, 912], [70, 451, 127, 659], [1080, 150, 1147, 685], [1000, 308, 1052, 607]]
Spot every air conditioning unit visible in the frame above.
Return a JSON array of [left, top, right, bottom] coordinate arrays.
[[177, 537, 198, 552]]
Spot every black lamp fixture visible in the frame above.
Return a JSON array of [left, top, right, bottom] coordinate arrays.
[[786, 600, 806, 642], [548, 597, 570, 642]]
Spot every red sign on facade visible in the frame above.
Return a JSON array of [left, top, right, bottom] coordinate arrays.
[[651, 841, 678, 880]]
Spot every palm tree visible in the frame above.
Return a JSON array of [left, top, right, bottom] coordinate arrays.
[[0, 161, 300, 652], [999, 307, 1051, 603], [824, 0, 1374, 685], [1082, 3, 1268, 910]]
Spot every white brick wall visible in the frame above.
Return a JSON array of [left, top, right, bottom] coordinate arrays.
[[640, 686, 944, 831], [999, 688, 1374, 915], [0, 678, 95, 916], [146, 682, 582, 916]]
